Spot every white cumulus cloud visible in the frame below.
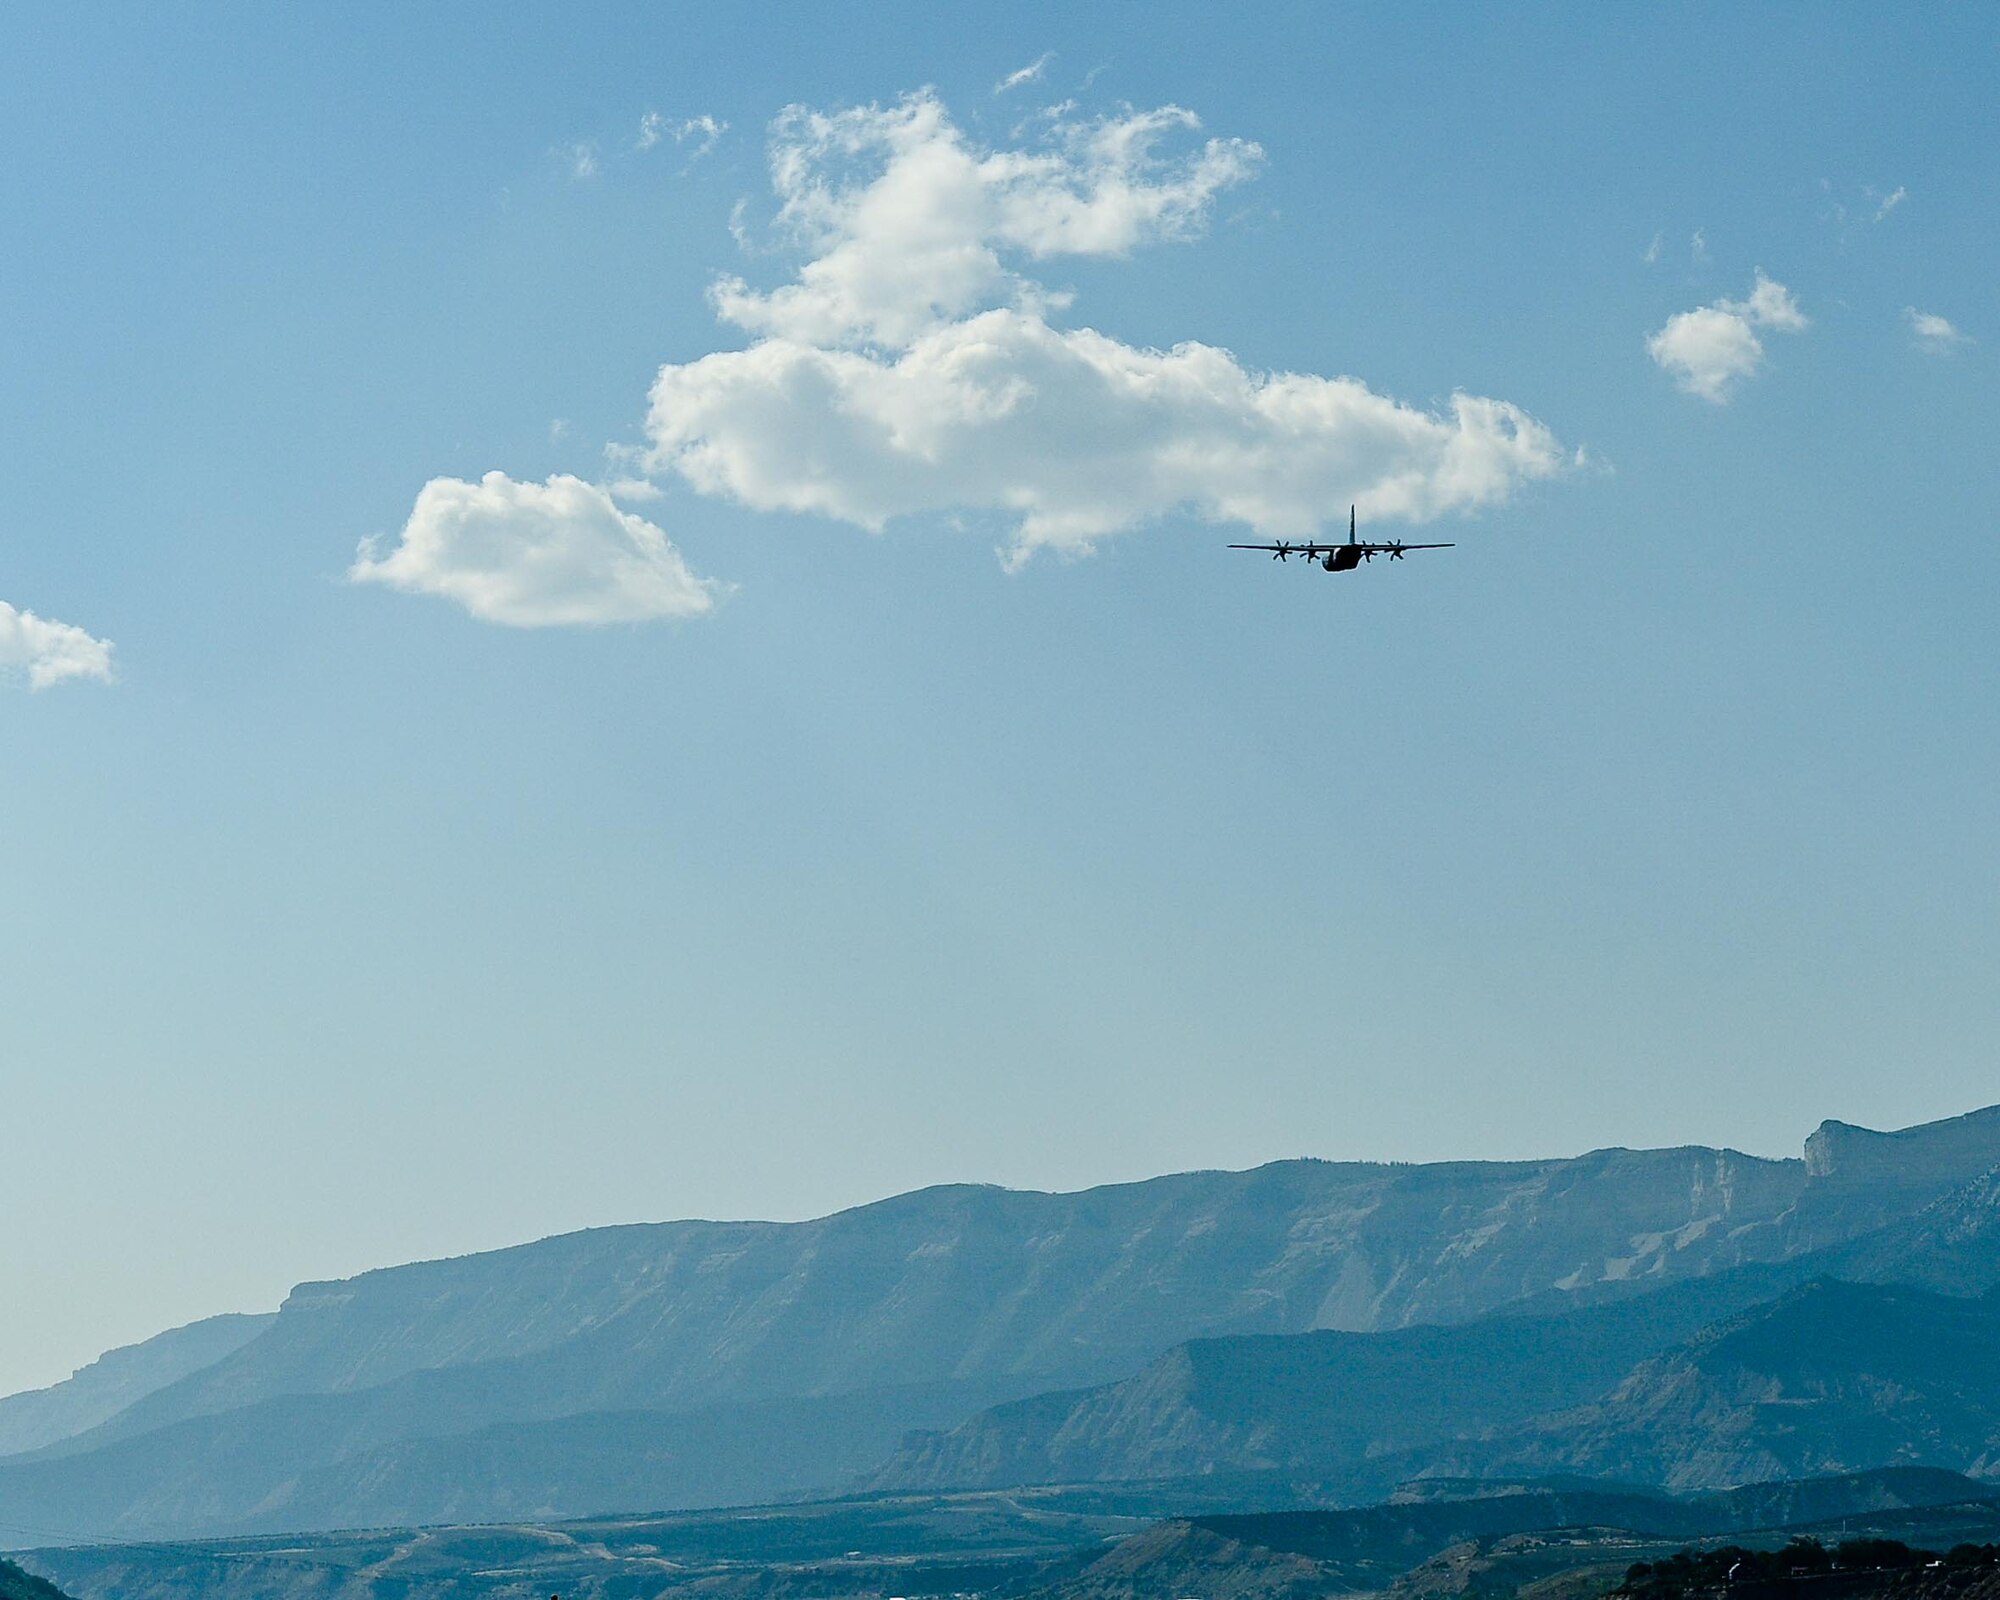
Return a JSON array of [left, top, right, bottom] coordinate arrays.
[[1905, 307, 1968, 355], [636, 92, 1564, 561], [708, 92, 1264, 350], [0, 600, 115, 689], [1647, 271, 1807, 403], [351, 472, 721, 627], [647, 312, 1561, 560]]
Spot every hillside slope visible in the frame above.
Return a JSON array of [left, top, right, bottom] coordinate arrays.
[[1450, 1279, 2000, 1490], [1824, 1167, 2000, 1294], [1035, 1469, 2000, 1600], [0, 1316, 272, 1460], [872, 1263, 1802, 1494], [0, 1381, 1028, 1541], [0, 1558, 69, 1600]]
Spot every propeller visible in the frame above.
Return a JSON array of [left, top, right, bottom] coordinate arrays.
[[1386, 542, 1406, 559], [1271, 541, 1292, 561]]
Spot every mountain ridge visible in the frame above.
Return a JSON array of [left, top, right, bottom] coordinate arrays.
[[48, 1142, 1816, 1456], [5, 1103, 1997, 1545]]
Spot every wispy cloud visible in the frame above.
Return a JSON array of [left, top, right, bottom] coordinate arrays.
[[994, 52, 1055, 95], [0, 599, 115, 689], [638, 112, 726, 161], [1643, 231, 1663, 265], [1823, 180, 1908, 239], [351, 472, 720, 627], [1647, 271, 1807, 403], [1905, 307, 1968, 355], [563, 141, 599, 180], [1690, 227, 1709, 265]]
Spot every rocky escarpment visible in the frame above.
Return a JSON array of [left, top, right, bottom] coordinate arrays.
[[1788, 1107, 2000, 1249]]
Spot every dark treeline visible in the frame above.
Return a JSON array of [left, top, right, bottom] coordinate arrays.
[[1620, 1538, 2000, 1598], [0, 1557, 71, 1600]]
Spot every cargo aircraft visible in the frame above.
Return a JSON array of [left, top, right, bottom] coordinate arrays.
[[1230, 506, 1453, 571]]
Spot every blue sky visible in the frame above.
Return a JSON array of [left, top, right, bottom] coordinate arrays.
[[3, 3, 1996, 1392]]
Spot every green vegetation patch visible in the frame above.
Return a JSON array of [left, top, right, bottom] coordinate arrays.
[[0, 1557, 71, 1600]]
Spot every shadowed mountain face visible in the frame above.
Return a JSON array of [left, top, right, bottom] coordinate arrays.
[[875, 1162, 2000, 1501], [868, 1265, 1807, 1496], [1446, 1279, 2000, 1491], [3, 1105, 1997, 1543], [0, 1317, 272, 1460], [1822, 1167, 2000, 1295]]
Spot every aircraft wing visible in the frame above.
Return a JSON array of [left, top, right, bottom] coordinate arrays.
[[1228, 541, 1323, 558], [1226, 541, 1455, 555]]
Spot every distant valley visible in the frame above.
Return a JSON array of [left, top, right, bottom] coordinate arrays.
[[20, 1469, 2000, 1600]]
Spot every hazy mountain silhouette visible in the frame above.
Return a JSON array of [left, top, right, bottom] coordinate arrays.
[[2, 1105, 1996, 1543], [0, 1316, 272, 1459]]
